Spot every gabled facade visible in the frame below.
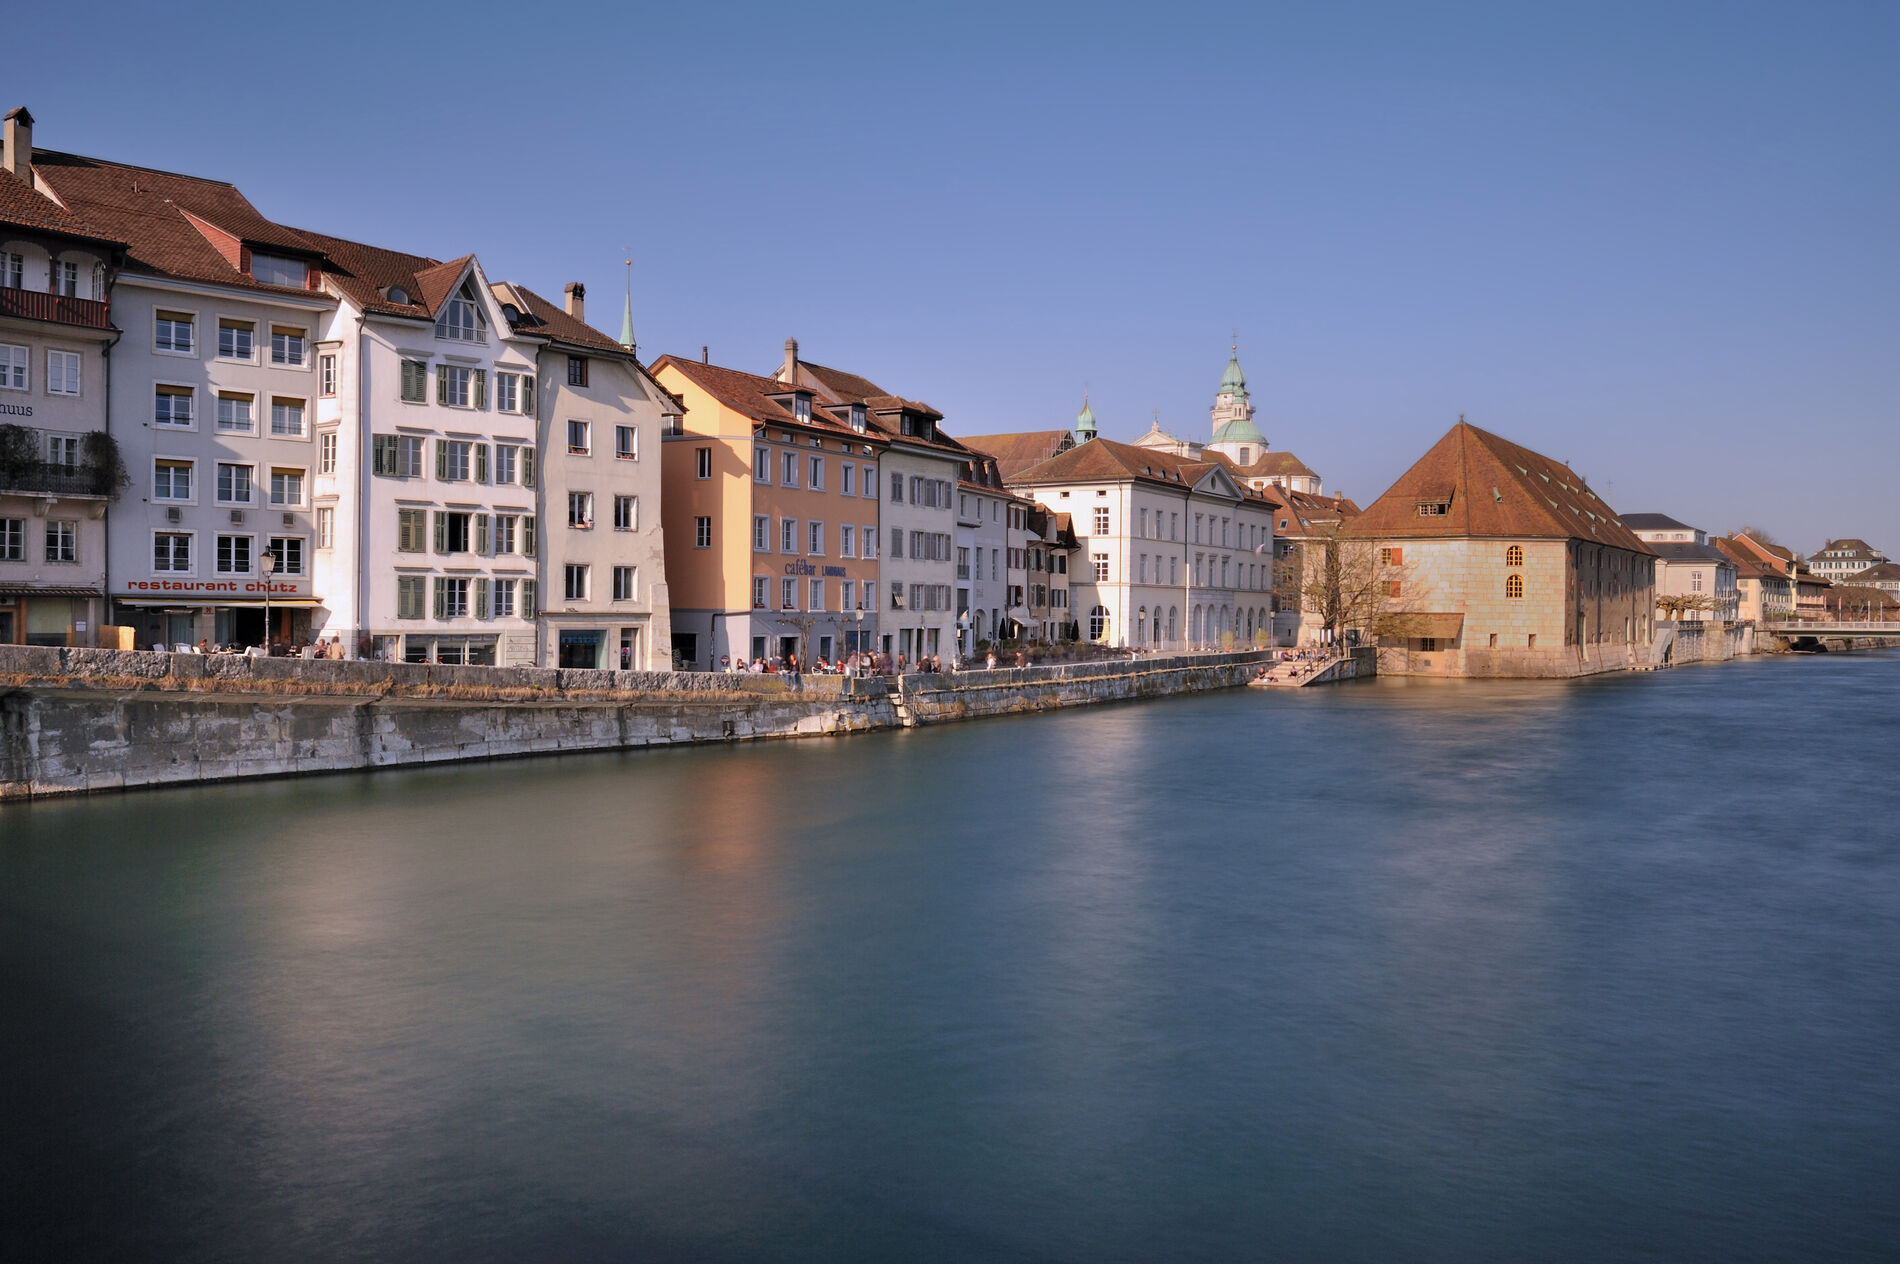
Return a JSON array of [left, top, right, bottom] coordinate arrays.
[[1344, 422, 1656, 677], [1625, 513, 1739, 629], [0, 109, 125, 647], [1807, 538, 1888, 583], [1711, 536, 1794, 623], [1268, 488, 1361, 646], [954, 451, 1021, 653], [653, 351, 886, 670], [1007, 433, 1278, 651]]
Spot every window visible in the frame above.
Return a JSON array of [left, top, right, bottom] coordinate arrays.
[[568, 491, 593, 529], [436, 284, 485, 342], [217, 319, 254, 360], [269, 536, 305, 576], [752, 446, 771, 483], [216, 463, 253, 504], [153, 532, 191, 572], [320, 354, 336, 396], [570, 420, 592, 455], [396, 508, 427, 553], [1416, 500, 1449, 517], [211, 392, 253, 433], [215, 534, 252, 574], [491, 514, 517, 555], [154, 385, 193, 427], [863, 527, 877, 559], [397, 576, 426, 619], [1506, 574, 1524, 599], [400, 359, 428, 402], [694, 445, 711, 478], [1093, 507, 1109, 534], [842, 464, 855, 496], [1386, 580, 1402, 598], [153, 459, 192, 501], [270, 326, 307, 366], [155, 311, 195, 354], [809, 520, 824, 555], [890, 471, 903, 502], [753, 514, 770, 551], [781, 577, 798, 610], [809, 455, 824, 490], [781, 517, 796, 554], [752, 576, 769, 609], [318, 432, 337, 474], [613, 566, 635, 601], [434, 577, 471, 618], [890, 582, 905, 609], [0, 252, 19, 288], [567, 356, 588, 387], [0, 517, 20, 560], [0, 342, 26, 390], [53, 261, 79, 297], [316, 507, 334, 549], [614, 495, 638, 531], [793, 395, 812, 423], [841, 524, 855, 557], [616, 425, 637, 460], [433, 510, 471, 554], [1380, 547, 1405, 566], [1089, 605, 1110, 639], [890, 528, 902, 558], [694, 516, 711, 548], [1505, 545, 1524, 567], [38, 519, 75, 564], [1093, 553, 1109, 582], [251, 255, 307, 288], [809, 577, 825, 610], [269, 397, 306, 437], [269, 468, 304, 507], [565, 564, 589, 602], [46, 350, 80, 395], [488, 579, 514, 619], [436, 365, 484, 408], [840, 579, 856, 611], [782, 451, 798, 486]]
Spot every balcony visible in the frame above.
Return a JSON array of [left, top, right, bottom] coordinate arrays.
[[0, 460, 114, 498], [0, 287, 114, 331]]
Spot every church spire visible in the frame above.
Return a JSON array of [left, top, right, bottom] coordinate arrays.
[[618, 255, 635, 351], [1208, 338, 1265, 452], [1075, 389, 1097, 441]]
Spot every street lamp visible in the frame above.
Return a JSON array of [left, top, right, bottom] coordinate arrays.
[[259, 549, 276, 655]]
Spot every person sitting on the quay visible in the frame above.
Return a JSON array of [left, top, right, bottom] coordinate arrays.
[[986, 649, 998, 670]]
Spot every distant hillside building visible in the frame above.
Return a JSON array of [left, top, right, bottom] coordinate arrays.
[[1807, 538, 1888, 583], [1344, 422, 1657, 677]]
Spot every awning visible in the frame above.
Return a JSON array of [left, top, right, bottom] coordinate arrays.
[[115, 597, 324, 608], [1390, 612, 1465, 638], [0, 584, 102, 597]]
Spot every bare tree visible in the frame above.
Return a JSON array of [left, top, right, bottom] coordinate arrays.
[[1734, 524, 1782, 547], [1299, 525, 1415, 647]]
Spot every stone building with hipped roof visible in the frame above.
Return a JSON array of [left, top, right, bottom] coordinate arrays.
[[1344, 421, 1657, 677]]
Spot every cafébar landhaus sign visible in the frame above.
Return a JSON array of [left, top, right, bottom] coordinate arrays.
[[122, 577, 313, 599]]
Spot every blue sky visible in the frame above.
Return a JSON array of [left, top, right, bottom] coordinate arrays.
[[16, 1, 1897, 551]]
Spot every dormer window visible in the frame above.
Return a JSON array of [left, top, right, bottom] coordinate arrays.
[[435, 280, 486, 342], [850, 403, 866, 432], [250, 253, 307, 288], [793, 395, 812, 423], [1415, 500, 1450, 517]]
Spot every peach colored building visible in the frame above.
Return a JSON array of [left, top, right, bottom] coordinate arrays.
[[654, 355, 886, 669]]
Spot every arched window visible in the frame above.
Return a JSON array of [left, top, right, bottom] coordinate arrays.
[[1506, 574, 1524, 599], [1505, 545, 1524, 567], [1089, 605, 1110, 641], [1152, 609, 1161, 643], [1168, 607, 1178, 642], [1136, 607, 1148, 644]]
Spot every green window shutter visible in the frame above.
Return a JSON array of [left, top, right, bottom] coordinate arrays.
[[432, 578, 446, 620], [436, 364, 449, 405], [435, 440, 448, 481], [474, 578, 490, 620], [521, 448, 536, 488], [433, 511, 447, 554], [522, 579, 537, 618], [373, 434, 394, 476], [473, 369, 487, 410], [523, 515, 536, 558], [474, 513, 490, 555], [523, 376, 536, 414], [475, 443, 489, 483]]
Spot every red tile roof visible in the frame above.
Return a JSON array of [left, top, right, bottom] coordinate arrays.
[[1222, 448, 1317, 480], [1345, 422, 1652, 553], [960, 431, 1077, 480], [287, 227, 439, 318], [0, 167, 119, 245], [653, 355, 887, 447], [790, 359, 969, 457], [1008, 436, 1279, 505]]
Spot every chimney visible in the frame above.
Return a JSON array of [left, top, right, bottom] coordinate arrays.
[[783, 337, 798, 385], [701, 345, 709, 364], [563, 281, 585, 322], [4, 106, 34, 180]]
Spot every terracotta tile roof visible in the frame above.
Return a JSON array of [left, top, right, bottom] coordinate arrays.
[[33, 149, 323, 296], [1852, 562, 1900, 582], [960, 430, 1077, 480], [1008, 436, 1278, 505], [653, 354, 886, 446], [413, 256, 472, 316], [0, 167, 120, 245], [795, 360, 887, 404], [1813, 538, 1884, 560], [1273, 488, 1361, 537], [1222, 448, 1317, 480], [286, 226, 440, 318], [493, 283, 685, 412], [789, 359, 970, 457], [1345, 422, 1652, 553]]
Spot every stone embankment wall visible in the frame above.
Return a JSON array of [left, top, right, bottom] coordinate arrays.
[[896, 650, 1273, 723], [0, 647, 1277, 800]]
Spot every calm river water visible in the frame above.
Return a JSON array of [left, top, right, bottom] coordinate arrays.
[[4, 654, 1899, 1262]]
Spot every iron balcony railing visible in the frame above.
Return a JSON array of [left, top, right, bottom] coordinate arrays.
[[0, 461, 114, 497], [0, 288, 113, 330]]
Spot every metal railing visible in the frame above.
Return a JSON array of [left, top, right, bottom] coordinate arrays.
[[0, 461, 113, 497], [0, 288, 113, 330]]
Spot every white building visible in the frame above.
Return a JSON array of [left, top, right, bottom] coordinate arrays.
[[34, 134, 334, 651], [955, 450, 1015, 653], [0, 109, 123, 647]]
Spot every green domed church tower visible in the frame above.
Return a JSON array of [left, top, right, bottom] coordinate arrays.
[[1205, 344, 1267, 466]]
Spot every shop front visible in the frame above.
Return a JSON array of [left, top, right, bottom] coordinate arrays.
[[0, 585, 103, 647], [114, 574, 318, 652]]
